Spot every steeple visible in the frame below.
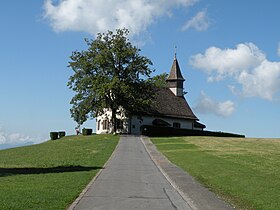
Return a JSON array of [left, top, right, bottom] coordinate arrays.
[[166, 53, 185, 97]]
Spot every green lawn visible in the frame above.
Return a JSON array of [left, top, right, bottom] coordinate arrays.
[[151, 136, 280, 210], [0, 134, 119, 210]]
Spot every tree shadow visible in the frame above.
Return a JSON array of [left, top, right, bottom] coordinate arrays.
[[0, 166, 103, 177]]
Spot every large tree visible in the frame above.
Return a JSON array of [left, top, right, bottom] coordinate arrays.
[[68, 28, 155, 132]]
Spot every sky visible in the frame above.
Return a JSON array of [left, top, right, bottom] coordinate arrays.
[[1, 0, 280, 149]]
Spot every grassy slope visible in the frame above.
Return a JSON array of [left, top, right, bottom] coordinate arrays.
[[0, 134, 118, 210], [151, 136, 280, 210]]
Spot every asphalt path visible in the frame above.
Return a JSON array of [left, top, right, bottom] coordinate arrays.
[[71, 135, 191, 210]]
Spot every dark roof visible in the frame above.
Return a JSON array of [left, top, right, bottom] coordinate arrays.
[[194, 121, 206, 129], [141, 88, 198, 120], [166, 57, 185, 81]]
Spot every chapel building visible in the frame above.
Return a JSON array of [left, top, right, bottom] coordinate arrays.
[[96, 55, 205, 134]]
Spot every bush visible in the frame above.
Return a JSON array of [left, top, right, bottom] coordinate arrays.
[[58, 131, 66, 138], [82, 128, 92, 136], [50, 132, 59, 140]]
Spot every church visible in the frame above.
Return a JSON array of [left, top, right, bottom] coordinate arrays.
[[96, 55, 206, 135]]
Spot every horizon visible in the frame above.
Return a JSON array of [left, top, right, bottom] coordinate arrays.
[[1, 0, 280, 149]]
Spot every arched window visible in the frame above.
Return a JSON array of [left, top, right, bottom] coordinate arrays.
[[97, 120, 101, 130], [103, 120, 109, 130]]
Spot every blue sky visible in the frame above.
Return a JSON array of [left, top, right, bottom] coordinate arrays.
[[1, 0, 280, 149]]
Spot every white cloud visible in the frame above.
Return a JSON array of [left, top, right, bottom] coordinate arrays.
[[0, 127, 35, 148], [0, 132, 6, 145], [181, 10, 210, 31], [190, 43, 265, 80], [194, 91, 235, 117], [237, 61, 280, 100], [44, 0, 198, 35], [190, 43, 280, 100]]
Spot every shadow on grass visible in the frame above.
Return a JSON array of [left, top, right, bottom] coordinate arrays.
[[0, 166, 103, 177]]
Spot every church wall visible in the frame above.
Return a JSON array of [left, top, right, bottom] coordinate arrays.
[[96, 108, 129, 134], [169, 87, 184, 97], [129, 115, 194, 135], [96, 109, 112, 134]]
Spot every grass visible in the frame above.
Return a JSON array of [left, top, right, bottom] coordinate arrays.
[[0, 134, 119, 210], [151, 136, 280, 210]]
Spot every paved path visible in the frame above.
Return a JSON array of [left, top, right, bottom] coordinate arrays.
[[70, 135, 191, 210], [142, 137, 234, 210]]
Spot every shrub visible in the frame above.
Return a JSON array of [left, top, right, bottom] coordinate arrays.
[[82, 128, 93, 136], [50, 132, 59, 140], [58, 131, 66, 138]]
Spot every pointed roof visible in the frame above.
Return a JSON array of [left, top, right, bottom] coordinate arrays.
[[166, 54, 185, 81]]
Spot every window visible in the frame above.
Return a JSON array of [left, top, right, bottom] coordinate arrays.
[[173, 122, 181, 128], [103, 120, 109, 130], [97, 120, 101, 130]]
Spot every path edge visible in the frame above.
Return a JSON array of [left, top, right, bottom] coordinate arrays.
[[67, 136, 121, 210], [140, 136, 198, 210], [141, 136, 235, 210]]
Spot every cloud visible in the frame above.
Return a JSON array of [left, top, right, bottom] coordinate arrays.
[[190, 43, 280, 100], [237, 61, 280, 100], [194, 91, 235, 117], [181, 9, 210, 31], [0, 127, 35, 149], [44, 0, 198, 35], [190, 43, 265, 80]]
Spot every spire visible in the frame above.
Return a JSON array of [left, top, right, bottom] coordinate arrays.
[[166, 50, 185, 97], [166, 52, 185, 82]]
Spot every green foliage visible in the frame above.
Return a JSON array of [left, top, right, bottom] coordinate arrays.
[[150, 73, 168, 88], [0, 134, 119, 210], [82, 128, 93, 136], [58, 131, 66, 138], [152, 136, 280, 210], [68, 28, 155, 131], [50, 132, 58, 140]]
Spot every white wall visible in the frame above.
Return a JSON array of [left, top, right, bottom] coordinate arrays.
[[129, 115, 194, 135], [96, 109, 112, 134], [96, 108, 196, 135], [169, 87, 183, 97], [96, 108, 129, 134]]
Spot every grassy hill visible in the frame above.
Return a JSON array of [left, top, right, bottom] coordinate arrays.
[[151, 136, 280, 210], [0, 134, 119, 210]]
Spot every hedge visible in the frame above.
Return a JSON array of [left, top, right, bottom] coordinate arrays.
[[50, 132, 59, 140], [58, 131, 66, 138], [82, 128, 93, 136], [140, 125, 245, 138]]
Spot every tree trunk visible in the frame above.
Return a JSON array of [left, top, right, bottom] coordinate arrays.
[[111, 108, 117, 134]]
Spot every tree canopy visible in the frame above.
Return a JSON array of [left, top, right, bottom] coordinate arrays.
[[68, 28, 155, 132], [151, 73, 168, 88]]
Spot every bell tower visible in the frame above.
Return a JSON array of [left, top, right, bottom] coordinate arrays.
[[166, 53, 185, 97]]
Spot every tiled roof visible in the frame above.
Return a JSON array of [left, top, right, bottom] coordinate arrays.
[[142, 88, 198, 120], [166, 58, 185, 81]]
